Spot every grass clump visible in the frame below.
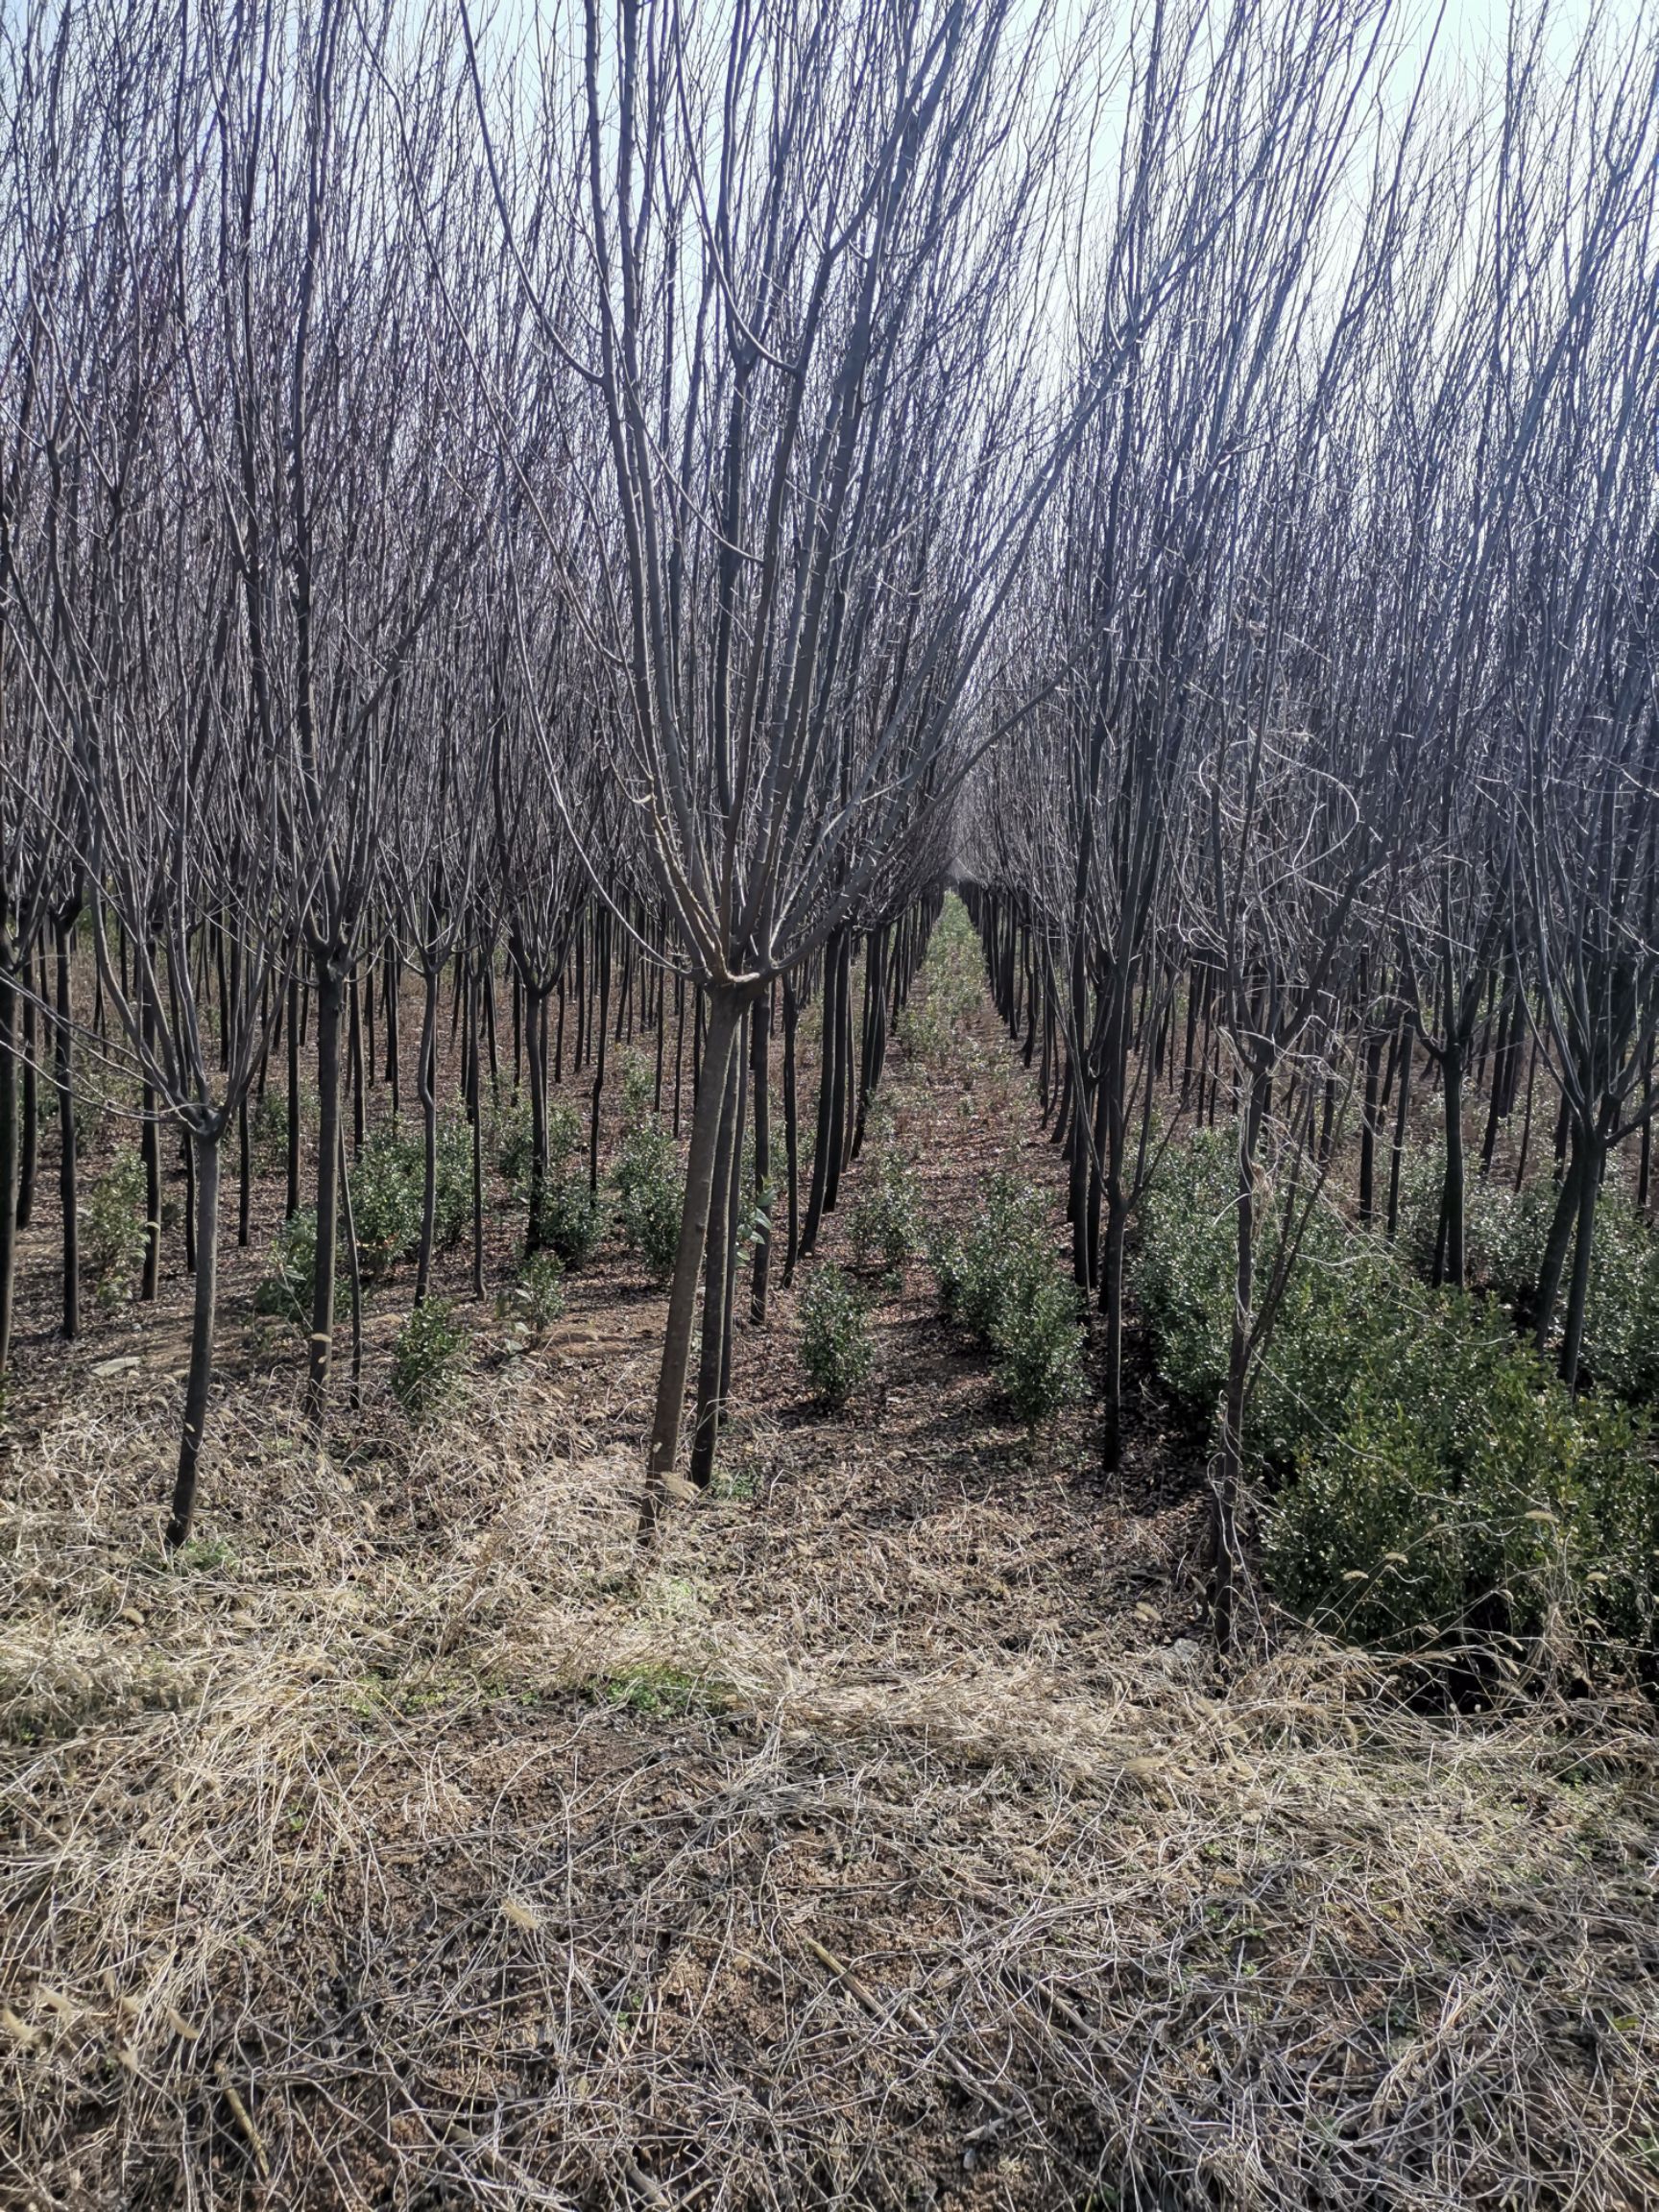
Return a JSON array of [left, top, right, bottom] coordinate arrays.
[[391, 1298, 468, 1423], [799, 1263, 875, 1409], [605, 1662, 707, 1719]]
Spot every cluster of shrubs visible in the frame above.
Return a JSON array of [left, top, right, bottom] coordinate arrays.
[[1136, 1128, 1659, 1662], [932, 1171, 1085, 1425], [491, 1060, 682, 1277], [1394, 1141, 1659, 1403], [253, 1115, 473, 1327]]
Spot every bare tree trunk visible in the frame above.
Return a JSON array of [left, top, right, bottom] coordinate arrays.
[[54, 918, 79, 1342], [1440, 1045, 1466, 1288], [304, 964, 344, 1426], [1385, 1023, 1412, 1241], [339, 1121, 363, 1410], [414, 959, 439, 1304], [1532, 1141, 1581, 1359], [640, 986, 744, 1534], [0, 958, 16, 1371], [690, 1035, 744, 1490], [165, 1127, 221, 1551], [468, 965, 485, 1297], [237, 1094, 252, 1247], [525, 984, 549, 1253], [750, 992, 772, 1323], [1213, 1070, 1266, 1658], [285, 971, 301, 1219], [349, 965, 365, 1157], [1557, 1124, 1600, 1397], [781, 973, 801, 1285], [385, 943, 401, 1121], [1358, 1025, 1382, 1226], [800, 937, 843, 1256], [17, 973, 37, 1231], [589, 910, 610, 1193]]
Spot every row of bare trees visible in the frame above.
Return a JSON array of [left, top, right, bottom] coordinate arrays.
[[4, 0, 1656, 1603], [970, 4, 1659, 1642]]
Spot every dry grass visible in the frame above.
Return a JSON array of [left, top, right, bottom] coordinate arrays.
[[5, 1337, 1659, 2212]]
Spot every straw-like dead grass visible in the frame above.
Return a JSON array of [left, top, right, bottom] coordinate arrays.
[[4, 1341, 1657, 2212]]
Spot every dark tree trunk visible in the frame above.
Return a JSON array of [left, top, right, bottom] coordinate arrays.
[[415, 959, 440, 1304], [141, 956, 161, 1296], [1386, 1025, 1412, 1241], [385, 943, 401, 1120], [800, 939, 841, 1257], [17, 972, 37, 1230], [750, 991, 772, 1323], [641, 985, 746, 1532], [589, 909, 610, 1194], [304, 963, 345, 1425], [165, 1127, 222, 1551], [237, 1094, 252, 1248], [690, 1032, 745, 1490], [54, 918, 79, 1342], [525, 982, 550, 1253], [348, 965, 365, 1158], [781, 973, 801, 1285], [0, 957, 16, 1371], [339, 1121, 364, 1410], [468, 964, 485, 1298], [1557, 1119, 1602, 1397], [285, 970, 301, 1219]]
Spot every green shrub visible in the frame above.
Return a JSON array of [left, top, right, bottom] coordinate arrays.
[[254, 1210, 329, 1333], [932, 1172, 1085, 1425], [619, 1052, 655, 1118], [1264, 1296, 1659, 1654], [1136, 1125, 1401, 1474], [391, 1298, 467, 1423], [493, 1089, 535, 1194], [547, 1100, 584, 1177], [850, 1148, 921, 1278], [432, 1112, 473, 1251], [1394, 1141, 1659, 1404], [1139, 1128, 1659, 1668], [502, 1248, 565, 1344], [799, 1264, 874, 1409], [81, 1152, 150, 1309], [993, 1269, 1087, 1425], [251, 1085, 294, 1173], [543, 1174, 607, 1267], [351, 1127, 422, 1278], [613, 1104, 683, 1280]]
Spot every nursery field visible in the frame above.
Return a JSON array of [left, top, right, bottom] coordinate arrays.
[[4, 912, 1658, 2212], [7, 0, 1659, 2204]]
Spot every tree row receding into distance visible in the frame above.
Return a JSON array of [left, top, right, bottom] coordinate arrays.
[[3, 0, 1658, 1660]]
